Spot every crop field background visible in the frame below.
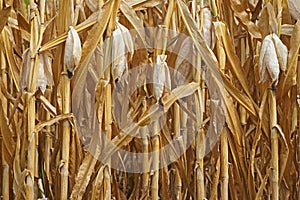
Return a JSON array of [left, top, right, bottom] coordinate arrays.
[[0, 0, 300, 199]]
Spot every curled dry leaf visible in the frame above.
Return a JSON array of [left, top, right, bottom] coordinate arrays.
[[258, 34, 288, 85], [257, 3, 278, 38], [20, 49, 54, 93], [229, 0, 262, 38], [288, 0, 300, 19], [111, 22, 134, 82], [153, 55, 171, 102], [64, 26, 82, 77]]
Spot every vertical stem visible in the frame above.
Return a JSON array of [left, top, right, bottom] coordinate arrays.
[[151, 121, 160, 200], [103, 1, 120, 197], [26, 0, 43, 197], [44, 89, 52, 181], [1, 50, 9, 200], [194, 74, 206, 200], [26, 54, 40, 200], [142, 127, 149, 197], [162, 0, 174, 55], [195, 2, 205, 198], [173, 103, 182, 200], [210, 156, 220, 200], [104, 83, 112, 200], [297, 62, 300, 200], [60, 74, 71, 200], [26, 90, 36, 199], [239, 37, 247, 125], [141, 97, 149, 197], [59, 0, 74, 197], [269, 88, 279, 200], [195, 129, 205, 200], [215, 26, 228, 200], [220, 127, 229, 200]]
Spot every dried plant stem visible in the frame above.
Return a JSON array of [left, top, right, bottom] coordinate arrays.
[[142, 127, 149, 196], [44, 89, 52, 180], [103, 82, 112, 199], [269, 88, 279, 200], [162, 0, 174, 55], [297, 63, 300, 200], [220, 127, 229, 200], [174, 103, 182, 200], [102, 0, 121, 196], [1, 51, 9, 200], [240, 38, 247, 125], [1, 157, 9, 199], [25, 92, 36, 199], [25, 0, 43, 197], [210, 156, 220, 200], [195, 81, 206, 200], [151, 120, 160, 200], [194, 4, 206, 199], [195, 130, 205, 200], [26, 48, 39, 200], [102, 32, 113, 198], [60, 74, 71, 200], [216, 30, 229, 200]]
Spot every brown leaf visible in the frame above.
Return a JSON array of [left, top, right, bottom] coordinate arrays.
[[214, 21, 252, 97], [1, 27, 20, 91], [69, 153, 98, 200], [79, 0, 114, 67], [228, 0, 262, 38], [288, 0, 300, 19], [17, 12, 30, 33], [125, 0, 161, 9], [0, 6, 12, 33], [0, 104, 15, 168], [257, 3, 278, 37], [278, 20, 300, 97], [120, 1, 146, 45]]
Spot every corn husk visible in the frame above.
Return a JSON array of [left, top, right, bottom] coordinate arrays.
[[64, 26, 82, 77], [258, 33, 288, 85], [20, 49, 54, 93], [153, 54, 171, 102], [111, 22, 134, 82]]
